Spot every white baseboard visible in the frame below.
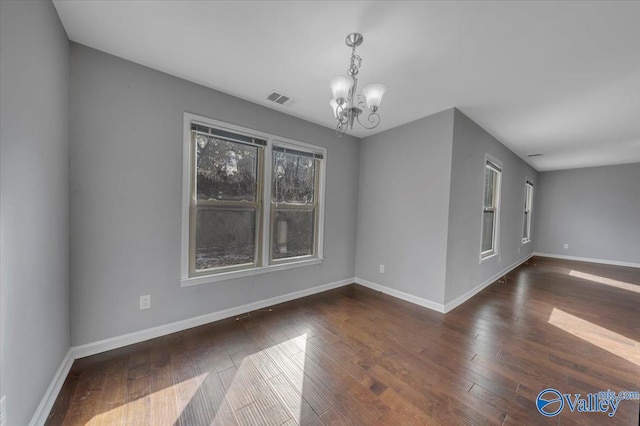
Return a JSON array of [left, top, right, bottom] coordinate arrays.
[[354, 277, 446, 313], [443, 254, 533, 313], [355, 255, 534, 315], [71, 277, 354, 359], [533, 252, 640, 269], [29, 349, 74, 426]]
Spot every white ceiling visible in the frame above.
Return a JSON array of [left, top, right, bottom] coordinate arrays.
[[52, 0, 640, 171]]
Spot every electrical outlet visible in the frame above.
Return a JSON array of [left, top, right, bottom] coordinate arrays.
[[1, 395, 6, 426], [139, 295, 151, 310], [379, 264, 385, 274], [563, 243, 569, 249]]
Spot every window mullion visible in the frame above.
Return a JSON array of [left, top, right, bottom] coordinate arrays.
[[262, 141, 273, 267], [255, 146, 264, 267]]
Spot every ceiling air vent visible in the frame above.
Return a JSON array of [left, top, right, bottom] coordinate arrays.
[[527, 153, 543, 157], [266, 90, 297, 107]]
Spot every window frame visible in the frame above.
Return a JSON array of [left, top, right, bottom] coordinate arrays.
[[270, 142, 322, 264], [479, 155, 502, 262], [181, 113, 326, 287], [522, 179, 534, 244], [188, 129, 265, 278]]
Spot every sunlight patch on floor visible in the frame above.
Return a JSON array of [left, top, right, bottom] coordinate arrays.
[[213, 332, 308, 424], [85, 333, 309, 424], [569, 270, 640, 294], [548, 308, 640, 367], [88, 372, 209, 425]]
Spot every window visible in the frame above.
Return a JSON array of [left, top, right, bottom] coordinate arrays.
[[181, 114, 325, 285], [522, 180, 534, 243], [190, 124, 265, 275], [480, 157, 502, 259], [271, 146, 321, 262]]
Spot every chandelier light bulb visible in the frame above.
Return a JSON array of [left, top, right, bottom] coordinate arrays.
[[362, 84, 386, 112], [330, 75, 353, 102]]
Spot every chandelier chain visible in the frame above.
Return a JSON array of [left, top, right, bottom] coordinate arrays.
[[348, 45, 361, 77]]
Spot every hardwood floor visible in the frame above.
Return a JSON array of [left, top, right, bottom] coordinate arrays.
[[46, 257, 640, 425]]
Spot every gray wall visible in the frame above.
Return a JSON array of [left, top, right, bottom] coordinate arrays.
[[0, 1, 70, 424], [534, 163, 640, 264], [355, 109, 455, 305], [444, 110, 537, 304], [69, 44, 360, 346]]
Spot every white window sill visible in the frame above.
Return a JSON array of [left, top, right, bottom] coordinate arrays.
[[479, 252, 499, 263], [180, 257, 324, 287], [521, 239, 532, 245]]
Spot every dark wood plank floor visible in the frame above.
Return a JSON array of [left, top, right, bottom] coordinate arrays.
[[46, 256, 640, 425]]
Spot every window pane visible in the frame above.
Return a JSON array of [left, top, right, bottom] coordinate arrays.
[[523, 212, 529, 239], [272, 209, 314, 259], [196, 205, 257, 270], [484, 168, 495, 208], [273, 150, 315, 204], [196, 134, 258, 201], [482, 211, 494, 252]]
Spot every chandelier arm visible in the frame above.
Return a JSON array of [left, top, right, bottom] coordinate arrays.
[[336, 121, 348, 137], [356, 111, 381, 130], [335, 103, 349, 125]]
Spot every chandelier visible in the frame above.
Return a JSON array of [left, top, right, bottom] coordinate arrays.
[[330, 33, 386, 137]]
